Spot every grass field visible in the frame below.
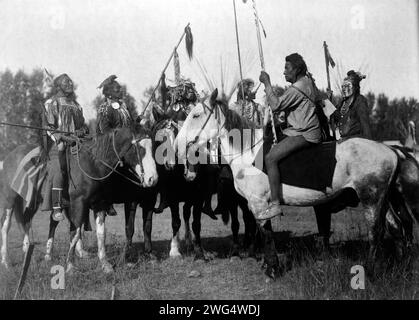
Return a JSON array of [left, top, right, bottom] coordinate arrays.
[[1, 200, 418, 300]]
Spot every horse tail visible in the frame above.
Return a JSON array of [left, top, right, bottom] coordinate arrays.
[[390, 145, 419, 224]]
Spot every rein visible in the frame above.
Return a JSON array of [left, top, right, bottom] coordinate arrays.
[[73, 130, 147, 187], [186, 101, 263, 161]]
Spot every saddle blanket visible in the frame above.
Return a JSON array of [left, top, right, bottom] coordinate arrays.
[[10, 146, 47, 209], [275, 141, 337, 191]]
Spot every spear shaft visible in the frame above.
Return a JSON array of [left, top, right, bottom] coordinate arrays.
[[140, 23, 190, 117], [232, 0, 245, 115], [0, 121, 73, 135]]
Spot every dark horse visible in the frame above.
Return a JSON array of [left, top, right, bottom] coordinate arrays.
[[0, 124, 158, 273], [152, 108, 258, 260], [150, 112, 208, 260]]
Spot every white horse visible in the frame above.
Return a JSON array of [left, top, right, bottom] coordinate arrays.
[[175, 89, 405, 278]]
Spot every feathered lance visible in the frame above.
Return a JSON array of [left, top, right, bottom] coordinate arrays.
[[233, 0, 245, 116], [323, 41, 335, 97], [140, 23, 193, 117], [244, 0, 278, 143], [0, 121, 73, 135]]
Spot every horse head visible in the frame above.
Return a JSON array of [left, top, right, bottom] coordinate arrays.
[[114, 124, 158, 188], [175, 89, 226, 161]]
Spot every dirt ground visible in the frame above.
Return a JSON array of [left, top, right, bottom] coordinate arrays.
[[1, 198, 418, 300]]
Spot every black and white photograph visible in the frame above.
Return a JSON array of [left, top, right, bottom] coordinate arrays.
[[0, 0, 418, 305]]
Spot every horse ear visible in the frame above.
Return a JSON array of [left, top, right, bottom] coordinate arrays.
[[210, 88, 218, 106]]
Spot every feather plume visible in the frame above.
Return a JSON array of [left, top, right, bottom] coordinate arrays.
[[185, 25, 193, 60], [98, 75, 117, 89]]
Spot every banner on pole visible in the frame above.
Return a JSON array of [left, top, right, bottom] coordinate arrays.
[[324, 42, 336, 68]]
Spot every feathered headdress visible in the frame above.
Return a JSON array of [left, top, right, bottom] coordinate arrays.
[[98, 75, 118, 89]]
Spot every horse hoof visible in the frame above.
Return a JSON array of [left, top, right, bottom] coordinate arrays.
[[144, 252, 158, 262], [229, 247, 240, 258], [265, 267, 276, 281], [101, 261, 114, 274], [229, 256, 241, 263], [44, 254, 52, 262], [1, 260, 9, 269], [77, 250, 90, 259], [66, 263, 75, 274], [169, 249, 182, 258], [194, 252, 209, 262]]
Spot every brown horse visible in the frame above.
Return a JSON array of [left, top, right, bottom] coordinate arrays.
[[0, 124, 158, 273], [175, 89, 407, 278]]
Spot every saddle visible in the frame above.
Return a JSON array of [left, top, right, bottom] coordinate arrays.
[[259, 136, 337, 191], [277, 141, 337, 191]]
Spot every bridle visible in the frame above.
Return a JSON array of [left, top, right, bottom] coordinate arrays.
[[75, 129, 150, 187], [186, 99, 226, 156], [185, 99, 263, 161]]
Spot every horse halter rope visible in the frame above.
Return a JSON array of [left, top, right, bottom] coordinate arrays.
[[185, 100, 263, 161], [75, 130, 149, 187], [186, 100, 225, 155]]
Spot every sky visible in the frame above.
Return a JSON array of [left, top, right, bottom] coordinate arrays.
[[0, 0, 418, 120]]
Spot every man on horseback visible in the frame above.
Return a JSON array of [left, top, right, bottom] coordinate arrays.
[[330, 70, 372, 140], [259, 53, 322, 219], [97, 75, 134, 134], [231, 78, 264, 127], [44, 73, 89, 221], [96, 75, 134, 216]]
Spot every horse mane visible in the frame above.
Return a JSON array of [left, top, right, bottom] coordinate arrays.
[[215, 98, 260, 132], [90, 130, 115, 160], [85, 122, 151, 160]]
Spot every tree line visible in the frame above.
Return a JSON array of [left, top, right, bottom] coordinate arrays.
[[0, 68, 418, 159]]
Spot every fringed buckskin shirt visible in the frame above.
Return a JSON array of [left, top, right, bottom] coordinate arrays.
[[96, 99, 133, 134], [45, 93, 87, 141], [268, 76, 321, 143]]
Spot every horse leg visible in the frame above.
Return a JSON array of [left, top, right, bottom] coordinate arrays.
[[240, 198, 257, 258], [124, 202, 136, 264], [45, 215, 59, 261], [169, 203, 182, 258], [142, 204, 155, 260], [75, 226, 90, 259], [229, 204, 240, 257], [22, 218, 31, 255], [363, 202, 387, 277], [313, 205, 332, 252], [183, 202, 193, 254], [192, 202, 205, 261], [65, 223, 81, 273], [259, 220, 281, 279], [95, 210, 113, 274], [1, 208, 13, 268]]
